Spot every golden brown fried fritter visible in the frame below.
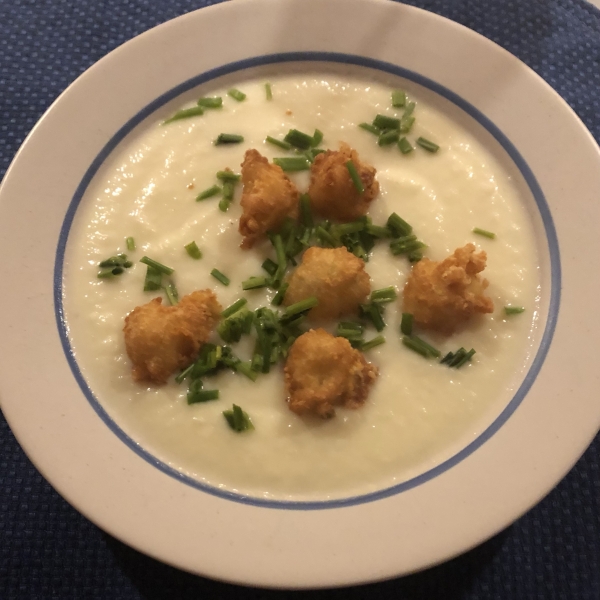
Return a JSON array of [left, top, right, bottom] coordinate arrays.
[[238, 149, 300, 248], [123, 290, 221, 384], [402, 244, 494, 334], [308, 142, 379, 221], [284, 329, 378, 419], [284, 246, 370, 321]]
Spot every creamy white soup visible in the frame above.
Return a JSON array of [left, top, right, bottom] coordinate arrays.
[[63, 73, 541, 501]]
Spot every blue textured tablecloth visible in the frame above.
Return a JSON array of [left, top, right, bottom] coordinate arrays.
[[1, 0, 599, 597]]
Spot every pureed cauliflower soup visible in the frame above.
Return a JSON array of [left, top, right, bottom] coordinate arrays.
[[63, 69, 542, 501]]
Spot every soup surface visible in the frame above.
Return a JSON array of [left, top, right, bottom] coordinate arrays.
[[64, 73, 541, 501]]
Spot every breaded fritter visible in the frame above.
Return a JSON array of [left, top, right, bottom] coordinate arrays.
[[284, 246, 370, 320], [123, 290, 221, 384], [402, 243, 494, 334], [308, 142, 379, 221], [239, 149, 300, 248], [284, 329, 378, 419]]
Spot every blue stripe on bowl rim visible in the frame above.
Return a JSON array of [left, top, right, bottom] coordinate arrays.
[[53, 52, 561, 510]]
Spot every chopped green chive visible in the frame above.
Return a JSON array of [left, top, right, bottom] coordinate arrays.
[[311, 129, 324, 147], [273, 157, 311, 171], [365, 224, 391, 238], [346, 160, 365, 194], [211, 269, 230, 286], [400, 115, 415, 134], [473, 227, 496, 239], [265, 136, 292, 150], [222, 181, 235, 201], [97, 254, 133, 279], [299, 193, 313, 227], [265, 82, 273, 100], [214, 133, 244, 145], [223, 404, 254, 432], [242, 276, 269, 290], [261, 258, 278, 277], [126, 237, 136, 251], [163, 281, 179, 306], [184, 241, 202, 260], [218, 198, 231, 212], [441, 348, 476, 368], [400, 313, 414, 336], [361, 335, 386, 352], [227, 88, 246, 102], [163, 106, 204, 124], [402, 335, 441, 358], [504, 306, 525, 315], [221, 298, 248, 319], [378, 129, 400, 146], [373, 114, 400, 130], [281, 297, 318, 319], [370, 286, 397, 303], [143, 265, 162, 291], [197, 97, 223, 108], [188, 388, 220, 404], [216, 170, 241, 182], [283, 128, 314, 150], [398, 137, 413, 154], [404, 101, 416, 117], [391, 90, 407, 108], [196, 184, 222, 201], [359, 122, 381, 135], [387, 213, 413, 238], [389, 235, 427, 256], [272, 234, 287, 287], [271, 282, 289, 306], [140, 256, 174, 275], [416, 137, 439, 153]]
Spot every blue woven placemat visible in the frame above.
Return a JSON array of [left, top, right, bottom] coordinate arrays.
[[1, 1, 599, 598]]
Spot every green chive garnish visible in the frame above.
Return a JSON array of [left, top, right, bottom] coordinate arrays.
[[273, 157, 311, 171], [265, 82, 273, 100], [378, 129, 400, 146], [281, 297, 318, 319], [235, 361, 259, 382], [398, 137, 413, 154], [188, 389, 220, 404], [391, 90, 406, 107], [196, 185, 222, 201], [126, 237, 136, 251], [299, 193, 313, 227], [504, 306, 525, 315], [370, 286, 397, 303], [311, 129, 324, 147], [271, 282, 289, 306], [361, 335, 386, 352], [163, 281, 179, 306], [218, 198, 231, 212], [143, 265, 162, 291], [346, 160, 365, 193], [140, 256, 174, 275], [197, 97, 223, 108], [216, 170, 241, 182], [184, 241, 202, 260], [283, 128, 314, 150], [416, 137, 439, 153], [242, 276, 269, 290], [163, 106, 204, 124], [223, 404, 254, 432], [265, 136, 292, 150], [402, 335, 441, 358], [221, 298, 248, 319], [261, 258, 278, 277], [211, 269, 230, 286], [359, 122, 381, 135], [387, 213, 413, 237], [473, 227, 496, 239], [400, 313, 414, 336], [400, 115, 415, 134], [227, 88, 246, 102], [373, 114, 400, 130], [214, 133, 244, 145], [222, 181, 235, 201]]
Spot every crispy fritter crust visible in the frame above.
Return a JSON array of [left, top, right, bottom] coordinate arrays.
[[284, 329, 378, 419], [308, 142, 379, 221], [284, 246, 370, 321], [239, 149, 300, 248], [123, 290, 221, 384], [402, 244, 494, 334]]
